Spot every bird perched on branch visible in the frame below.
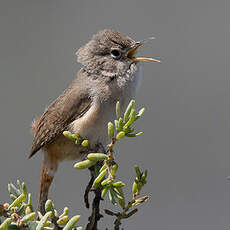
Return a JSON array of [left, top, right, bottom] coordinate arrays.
[[29, 29, 160, 214]]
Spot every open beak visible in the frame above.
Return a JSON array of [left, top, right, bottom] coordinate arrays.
[[127, 38, 161, 63]]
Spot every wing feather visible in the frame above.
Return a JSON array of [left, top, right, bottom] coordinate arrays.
[[29, 84, 92, 158]]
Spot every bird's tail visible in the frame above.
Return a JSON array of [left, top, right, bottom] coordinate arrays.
[[37, 161, 54, 215]]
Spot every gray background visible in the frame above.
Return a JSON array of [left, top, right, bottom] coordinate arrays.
[[0, 0, 230, 229]]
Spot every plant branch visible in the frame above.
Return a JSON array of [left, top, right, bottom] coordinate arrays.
[[85, 144, 105, 230], [84, 173, 95, 209], [85, 165, 103, 230]]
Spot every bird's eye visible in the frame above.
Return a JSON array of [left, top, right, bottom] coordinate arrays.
[[110, 49, 122, 59]]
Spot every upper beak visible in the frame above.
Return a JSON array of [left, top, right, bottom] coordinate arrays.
[[127, 38, 161, 63]]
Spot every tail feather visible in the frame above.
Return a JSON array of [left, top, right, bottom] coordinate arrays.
[[37, 161, 55, 215]]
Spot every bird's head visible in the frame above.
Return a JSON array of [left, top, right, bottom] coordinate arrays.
[[76, 29, 160, 78]]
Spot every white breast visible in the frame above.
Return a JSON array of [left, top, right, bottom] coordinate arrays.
[[70, 63, 143, 148]]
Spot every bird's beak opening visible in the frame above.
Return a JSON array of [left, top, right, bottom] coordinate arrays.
[[127, 38, 161, 63]]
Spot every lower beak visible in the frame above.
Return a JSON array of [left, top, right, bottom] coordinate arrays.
[[127, 42, 161, 63]]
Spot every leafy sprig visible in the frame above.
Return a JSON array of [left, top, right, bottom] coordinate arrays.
[[73, 100, 148, 229], [0, 181, 82, 230]]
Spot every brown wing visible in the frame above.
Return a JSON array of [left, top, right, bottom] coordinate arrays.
[[29, 86, 92, 158]]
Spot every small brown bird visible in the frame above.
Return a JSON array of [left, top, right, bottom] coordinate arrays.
[[29, 29, 159, 214]]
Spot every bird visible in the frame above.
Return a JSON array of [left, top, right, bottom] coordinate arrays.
[[29, 29, 160, 214]]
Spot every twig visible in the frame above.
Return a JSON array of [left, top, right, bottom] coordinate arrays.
[[85, 186, 103, 230], [85, 155, 104, 230], [104, 209, 120, 217], [84, 143, 104, 209], [123, 209, 138, 219], [113, 199, 138, 230], [84, 173, 95, 209], [108, 138, 117, 160]]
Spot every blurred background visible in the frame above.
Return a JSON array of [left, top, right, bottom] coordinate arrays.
[[1, 0, 230, 229]]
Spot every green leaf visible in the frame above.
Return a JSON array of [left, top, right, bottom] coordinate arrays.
[[114, 187, 125, 209], [101, 178, 112, 186], [135, 107, 145, 121], [10, 194, 16, 201], [0, 218, 11, 230], [124, 100, 135, 122], [114, 120, 119, 131], [22, 182, 27, 197], [116, 101, 121, 119], [21, 212, 36, 223], [108, 122, 114, 139], [71, 133, 81, 139], [126, 132, 143, 137], [111, 164, 118, 176], [141, 170, 148, 184], [81, 140, 89, 147], [116, 131, 125, 140], [92, 169, 107, 188], [27, 193, 32, 206], [118, 117, 124, 132], [101, 186, 109, 198], [37, 211, 43, 220], [123, 108, 136, 129], [113, 181, 125, 188], [113, 187, 124, 200], [74, 160, 96, 170], [87, 153, 108, 161], [57, 216, 69, 225], [8, 183, 21, 197], [44, 200, 55, 217], [108, 188, 117, 205], [45, 200, 52, 213], [63, 131, 74, 140], [63, 215, 80, 230], [99, 163, 107, 173], [134, 165, 142, 179], [8, 193, 25, 209], [132, 181, 138, 195], [123, 126, 134, 134], [17, 203, 26, 216], [59, 207, 69, 219], [36, 211, 52, 230], [137, 182, 142, 193]]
